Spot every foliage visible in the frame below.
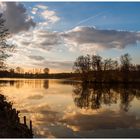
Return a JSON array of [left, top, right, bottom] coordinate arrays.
[[0, 14, 14, 70], [73, 53, 140, 82]]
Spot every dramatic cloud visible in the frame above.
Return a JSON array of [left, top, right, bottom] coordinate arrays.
[[0, 2, 5, 12], [33, 30, 61, 47], [41, 9, 60, 24], [61, 26, 140, 52], [10, 26, 140, 54], [62, 110, 140, 132], [28, 55, 45, 61], [8, 25, 140, 71], [31, 4, 60, 27], [9, 29, 61, 51], [33, 60, 73, 70], [31, 7, 38, 15], [36, 5, 48, 10], [27, 95, 44, 100], [2, 2, 36, 34]]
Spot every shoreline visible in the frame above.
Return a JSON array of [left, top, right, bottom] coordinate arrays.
[[0, 94, 33, 138], [0, 77, 140, 84]]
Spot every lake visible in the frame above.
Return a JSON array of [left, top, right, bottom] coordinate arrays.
[[0, 78, 140, 138]]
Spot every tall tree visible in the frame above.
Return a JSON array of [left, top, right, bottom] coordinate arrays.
[[103, 58, 118, 71], [91, 55, 103, 82], [120, 53, 132, 71], [0, 13, 14, 70], [91, 55, 102, 71], [120, 53, 132, 82], [73, 55, 91, 81], [103, 58, 118, 82]]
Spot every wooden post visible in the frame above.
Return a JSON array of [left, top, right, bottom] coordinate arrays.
[[24, 116, 26, 125], [30, 120, 32, 133], [16, 110, 20, 116], [12, 109, 16, 122], [17, 117, 20, 123]]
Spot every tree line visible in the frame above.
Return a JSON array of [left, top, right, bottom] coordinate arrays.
[[0, 67, 50, 78], [73, 53, 140, 82]]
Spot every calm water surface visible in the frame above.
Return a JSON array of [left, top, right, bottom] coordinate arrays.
[[0, 78, 140, 138]]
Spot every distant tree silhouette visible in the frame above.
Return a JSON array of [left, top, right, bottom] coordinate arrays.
[[120, 53, 132, 70], [91, 55, 102, 71], [73, 55, 91, 81], [120, 53, 132, 82], [43, 68, 49, 74], [91, 55, 103, 82], [9, 68, 15, 73], [136, 65, 140, 72], [103, 58, 118, 82], [103, 58, 118, 71], [73, 53, 140, 83]]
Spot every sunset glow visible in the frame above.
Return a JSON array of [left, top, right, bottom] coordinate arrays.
[[0, 2, 139, 72]]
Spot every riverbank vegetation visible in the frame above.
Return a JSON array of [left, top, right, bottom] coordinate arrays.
[[0, 13, 33, 138], [0, 53, 140, 83], [0, 94, 33, 138], [73, 53, 140, 83]]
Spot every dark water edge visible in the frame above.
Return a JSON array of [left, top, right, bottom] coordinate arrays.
[[0, 94, 33, 138]]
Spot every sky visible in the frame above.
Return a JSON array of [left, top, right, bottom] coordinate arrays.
[[0, 2, 140, 73]]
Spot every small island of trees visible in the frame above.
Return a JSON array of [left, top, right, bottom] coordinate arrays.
[[73, 53, 140, 83]]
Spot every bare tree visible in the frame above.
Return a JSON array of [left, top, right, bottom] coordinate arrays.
[[136, 64, 140, 72], [120, 53, 132, 82], [91, 55, 103, 82], [73, 53, 138, 82], [102, 58, 118, 82], [91, 55, 102, 71], [120, 53, 132, 71], [73, 55, 91, 81], [103, 58, 118, 71], [0, 13, 14, 70]]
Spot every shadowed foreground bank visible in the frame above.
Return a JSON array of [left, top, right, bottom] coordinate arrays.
[[0, 94, 33, 138]]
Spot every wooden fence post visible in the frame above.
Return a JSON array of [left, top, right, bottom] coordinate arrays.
[[24, 116, 26, 125], [30, 120, 32, 133]]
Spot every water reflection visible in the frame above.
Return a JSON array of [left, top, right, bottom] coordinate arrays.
[[62, 109, 140, 130], [73, 83, 140, 112], [1, 79, 140, 138], [0, 79, 49, 89]]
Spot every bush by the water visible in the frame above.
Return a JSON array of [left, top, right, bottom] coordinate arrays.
[[0, 94, 33, 138]]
